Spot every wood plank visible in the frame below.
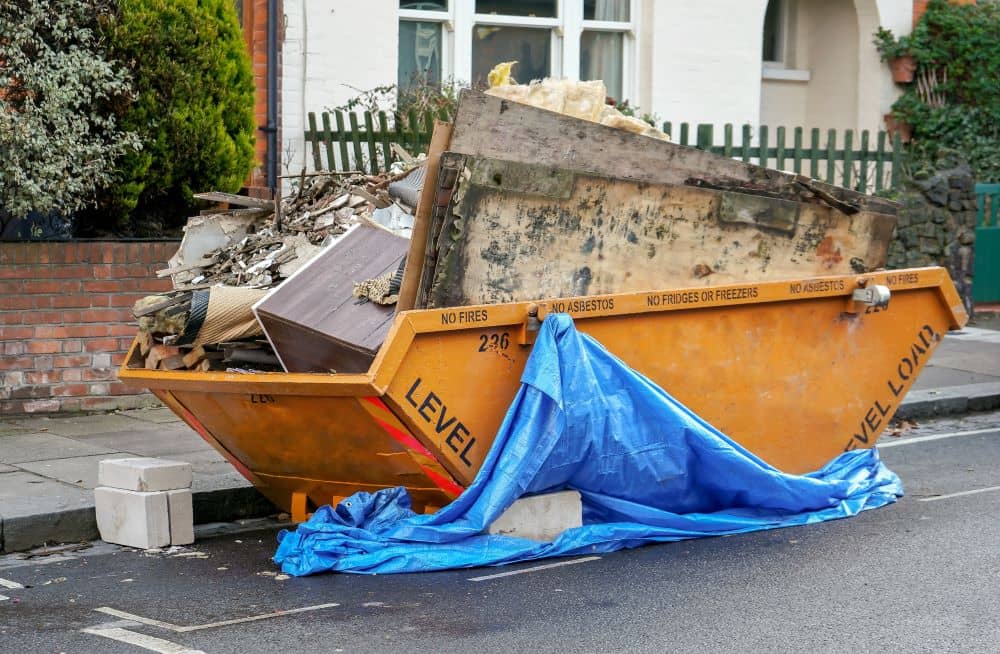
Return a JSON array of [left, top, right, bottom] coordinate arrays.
[[193, 192, 273, 209], [397, 120, 453, 312], [448, 90, 897, 216]]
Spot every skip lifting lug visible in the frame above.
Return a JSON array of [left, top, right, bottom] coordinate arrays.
[[518, 303, 542, 346], [847, 277, 891, 313]]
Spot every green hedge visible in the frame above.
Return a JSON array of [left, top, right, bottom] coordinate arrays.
[[890, 0, 1000, 182]]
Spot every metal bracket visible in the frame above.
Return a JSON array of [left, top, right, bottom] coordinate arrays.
[[518, 303, 542, 346], [846, 281, 891, 313]]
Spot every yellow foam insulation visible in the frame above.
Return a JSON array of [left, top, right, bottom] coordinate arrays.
[[485, 61, 669, 142]]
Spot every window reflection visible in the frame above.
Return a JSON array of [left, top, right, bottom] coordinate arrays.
[[581, 31, 623, 101], [472, 26, 551, 85]]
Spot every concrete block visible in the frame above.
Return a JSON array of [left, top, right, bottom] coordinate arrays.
[[94, 487, 170, 549], [167, 489, 194, 545], [98, 457, 193, 492], [487, 490, 583, 543]]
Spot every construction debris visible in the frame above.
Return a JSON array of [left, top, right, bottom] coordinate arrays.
[[132, 166, 422, 371]]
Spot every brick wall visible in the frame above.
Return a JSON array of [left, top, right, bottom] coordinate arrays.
[[0, 241, 178, 415]]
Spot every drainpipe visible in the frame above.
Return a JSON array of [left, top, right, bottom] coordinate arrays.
[[264, 0, 279, 193]]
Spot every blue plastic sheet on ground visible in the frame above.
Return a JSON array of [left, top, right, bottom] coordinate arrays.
[[275, 314, 903, 575]]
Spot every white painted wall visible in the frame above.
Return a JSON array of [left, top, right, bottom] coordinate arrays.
[[281, 0, 398, 179], [646, 0, 770, 131], [279, 0, 914, 172]]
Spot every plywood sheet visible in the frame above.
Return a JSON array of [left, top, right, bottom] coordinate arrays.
[[421, 155, 896, 308]]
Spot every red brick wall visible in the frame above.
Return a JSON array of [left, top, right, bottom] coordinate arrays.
[[0, 241, 178, 415], [242, 0, 282, 198]]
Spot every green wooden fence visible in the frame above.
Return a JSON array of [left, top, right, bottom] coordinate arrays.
[[304, 110, 904, 193], [664, 122, 903, 194], [303, 109, 448, 175]]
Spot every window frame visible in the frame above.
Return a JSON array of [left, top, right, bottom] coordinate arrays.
[[399, 0, 638, 102]]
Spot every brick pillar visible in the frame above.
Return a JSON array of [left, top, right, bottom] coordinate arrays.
[[241, 0, 282, 199]]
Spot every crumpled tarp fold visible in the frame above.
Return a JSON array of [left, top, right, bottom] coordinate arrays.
[[275, 314, 902, 575]]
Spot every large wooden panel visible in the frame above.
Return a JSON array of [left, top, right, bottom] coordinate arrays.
[[419, 155, 896, 308], [450, 90, 898, 216], [255, 223, 408, 373]]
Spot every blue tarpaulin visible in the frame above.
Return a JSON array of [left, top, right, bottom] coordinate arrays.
[[275, 314, 902, 575]]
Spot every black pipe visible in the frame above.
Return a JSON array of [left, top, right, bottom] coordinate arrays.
[[264, 0, 279, 192]]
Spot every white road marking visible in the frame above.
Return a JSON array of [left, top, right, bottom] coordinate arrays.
[[82, 626, 205, 654], [918, 485, 1000, 503], [878, 427, 998, 448], [95, 602, 340, 632], [0, 577, 24, 589], [0, 594, 8, 601], [468, 556, 601, 582]]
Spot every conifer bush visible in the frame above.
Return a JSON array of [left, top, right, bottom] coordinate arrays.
[[98, 0, 256, 231]]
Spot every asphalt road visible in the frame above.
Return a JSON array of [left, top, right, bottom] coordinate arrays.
[[2, 412, 999, 654]]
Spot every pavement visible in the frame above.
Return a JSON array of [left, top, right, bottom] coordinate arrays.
[[2, 317, 999, 554]]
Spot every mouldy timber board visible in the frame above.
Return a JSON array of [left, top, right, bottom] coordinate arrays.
[[254, 223, 408, 373], [421, 155, 895, 308], [450, 90, 898, 217]]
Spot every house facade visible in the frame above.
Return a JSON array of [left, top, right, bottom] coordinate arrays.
[[275, 0, 917, 178]]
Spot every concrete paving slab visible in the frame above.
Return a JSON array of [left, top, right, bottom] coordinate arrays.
[[0, 432, 119, 464], [0, 463, 17, 473], [0, 422, 32, 437], [912, 367, 1000, 390], [9, 413, 143, 437], [69, 426, 210, 458], [17, 452, 132, 490], [0, 471, 95, 518], [117, 407, 182, 424]]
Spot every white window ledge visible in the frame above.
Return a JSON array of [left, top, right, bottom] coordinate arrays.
[[762, 66, 811, 82]]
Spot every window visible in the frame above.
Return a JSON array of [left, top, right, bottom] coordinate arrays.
[[762, 0, 784, 64], [399, 1, 449, 92], [399, 0, 637, 103], [580, 0, 630, 101]]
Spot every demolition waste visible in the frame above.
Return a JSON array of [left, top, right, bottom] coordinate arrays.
[[118, 71, 969, 564]]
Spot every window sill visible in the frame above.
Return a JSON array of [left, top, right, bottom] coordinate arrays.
[[761, 66, 810, 82]]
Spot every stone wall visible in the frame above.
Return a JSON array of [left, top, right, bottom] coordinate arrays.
[[0, 241, 178, 415], [886, 150, 977, 316]]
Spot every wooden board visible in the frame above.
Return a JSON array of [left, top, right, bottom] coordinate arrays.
[[254, 223, 408, 373], [397, 120, 453, 311], [450, 90, 898, 217], [419, 155, 896, 308]]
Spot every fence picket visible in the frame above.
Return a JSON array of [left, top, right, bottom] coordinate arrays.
[[809, 128, 821, 179], [842, 130, 854, 189], [793, 127, 803, 175], [875, 131, 887, 193], [759, 125, 769, 168], [858, 130, 870, 193], [307, 112, 322, 171], [334, 111, 349, 172], [378, 111, 393, 170], [347, 112, 364, 173], [776, 127, 786, 172], [363, 111, 379, 174], [826, 129, 837, 185], [321, 112, 335, 172]]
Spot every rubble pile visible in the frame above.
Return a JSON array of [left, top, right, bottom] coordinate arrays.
[[131, 167, 419, 372]]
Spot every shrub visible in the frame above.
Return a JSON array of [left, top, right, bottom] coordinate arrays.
[[0, 0, 139, 230], [888, 0, 1000, 182], [94, 0, 256, 232]]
